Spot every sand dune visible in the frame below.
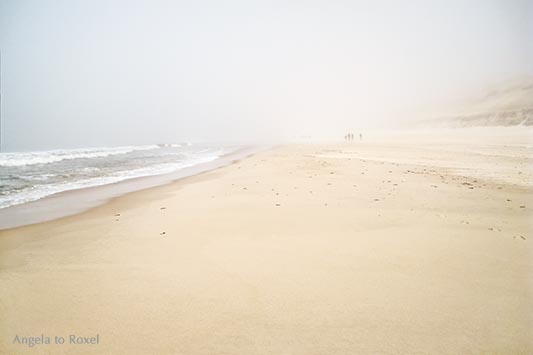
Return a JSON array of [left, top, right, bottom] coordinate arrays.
[[419, 78, 533, 127]]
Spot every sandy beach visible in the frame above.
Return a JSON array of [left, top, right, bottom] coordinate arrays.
[[1, 138, 532, 354]]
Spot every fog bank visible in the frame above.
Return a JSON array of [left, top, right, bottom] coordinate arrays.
[[0, 0, 531, 150]]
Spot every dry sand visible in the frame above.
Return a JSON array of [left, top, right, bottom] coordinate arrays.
[[1, 138, 532, 354]]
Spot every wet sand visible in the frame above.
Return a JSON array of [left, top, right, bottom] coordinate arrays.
[[0, 146, 263, 230], [1, 138, 532, 354]]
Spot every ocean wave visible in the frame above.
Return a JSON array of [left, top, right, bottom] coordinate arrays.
[[0, 145, 160, 167], [0, 150, 224, 209]]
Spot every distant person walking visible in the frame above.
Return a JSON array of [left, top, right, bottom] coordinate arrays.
[[345, 132, 357, 142], [359, 133, 362, 141]]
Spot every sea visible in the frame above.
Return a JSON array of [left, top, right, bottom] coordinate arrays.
[[0, 143, 233, 210]]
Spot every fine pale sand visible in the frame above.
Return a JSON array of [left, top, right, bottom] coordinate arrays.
[[1, 139, 532, 354]]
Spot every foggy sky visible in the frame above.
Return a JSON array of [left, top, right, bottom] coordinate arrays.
[[0, 0, 531, 150]]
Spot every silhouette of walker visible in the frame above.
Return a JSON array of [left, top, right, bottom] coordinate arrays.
[[344, 133, 358, 142]]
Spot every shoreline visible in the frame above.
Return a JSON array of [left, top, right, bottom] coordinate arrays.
[[0, 145, 266, 230], [2, 126, 531, 231]]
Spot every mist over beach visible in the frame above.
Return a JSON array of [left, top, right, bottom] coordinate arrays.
[[0, 0, 531, 149], [0, 0, 532, 354]]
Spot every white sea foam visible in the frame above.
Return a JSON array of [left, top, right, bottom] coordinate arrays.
[[0, 145, 160, 167], [0, 147, 225, 209]]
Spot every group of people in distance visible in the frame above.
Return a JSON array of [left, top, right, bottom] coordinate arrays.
[[344, 132, 362, 142]]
